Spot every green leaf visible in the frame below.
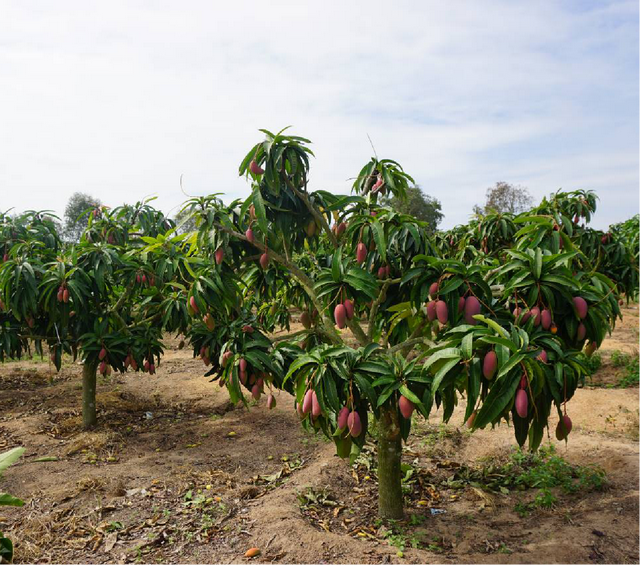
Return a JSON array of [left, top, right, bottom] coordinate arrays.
[[371, 219, 386, 262], [0, 447, 24, 475], [353, 373, 377, 406], [461, 333, 473, 360], [251, 184, 268, 236], [473, 372, 520, 429], [0, 493, 24, 507], [399, 385, 422, 405], [534, 247, 542, 280], [430, 357, 461, 395], [334, 435, 352, 459], [496, 353, 526, 380], [473, 315, 510, 339], [331, 247, 343, 283], [479, 335, 519, 353], [422, 348, 462, 371]]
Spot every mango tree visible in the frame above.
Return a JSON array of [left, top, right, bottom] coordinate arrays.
[[176, 128, 623, 519], [0, 202, 180, 428]]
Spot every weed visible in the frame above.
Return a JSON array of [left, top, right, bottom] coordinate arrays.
[[377, 521, 430, 553], [581, 351, 603, 373], [611, 350, 627, 367], [610, 351, 639, 387], [449, 444, 606, 515], [619, 357, 640, 388]]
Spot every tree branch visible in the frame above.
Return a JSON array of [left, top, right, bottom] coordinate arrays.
[[387, 337, 433, 355], [284, 176, 338, 247], [213, 221, 342, 344], [270, 329, 311, 343], [367, 277, 402, 340], [346, 318, 370, 347]]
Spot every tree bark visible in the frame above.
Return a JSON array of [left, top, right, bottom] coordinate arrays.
[[377, 406, 404, 519], [82, 360, 98, 429]]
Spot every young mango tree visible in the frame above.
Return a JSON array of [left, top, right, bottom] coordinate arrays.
[[175, 128, 623, 520], [0, 202, 182, 428]]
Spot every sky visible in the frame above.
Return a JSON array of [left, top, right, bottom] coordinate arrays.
[[1, 1, 638, 230]]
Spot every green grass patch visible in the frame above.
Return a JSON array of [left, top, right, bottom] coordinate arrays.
[[448, 444, 607, 515], [611, 350, 639, 387]]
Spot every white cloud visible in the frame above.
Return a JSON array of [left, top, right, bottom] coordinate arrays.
[[0, 0, 637, 230]]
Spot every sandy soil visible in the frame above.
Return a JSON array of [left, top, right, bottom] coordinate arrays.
[[0, 305, 638, 564]]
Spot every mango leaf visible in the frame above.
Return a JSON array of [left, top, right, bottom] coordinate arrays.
[[0, 493, 24, 507], [430, 357, 462, 395], [399, 385, 422, 405], [371, 219, 386, 262], [251, 184, 268, 235], [0, 447, 24, 475], [473, 372, 520, 429]]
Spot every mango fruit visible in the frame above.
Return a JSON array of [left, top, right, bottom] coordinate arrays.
[[483, 351, 497, 380], [343, 299, 354, 320], [464, 296, 481, 325], [311, 391, 322, 417], [259, 253, 269, 269], [356, 242, 367, 265], [436, 300, 448, 324], [302, 389, 313, 414], [515, 389, 528, 418], [573, 297, 588, 320], [576, 322, 586, 341], [465, 411, 477, 428], [399, 396, 414, 419], [334, 304, 347, 329], [249, 160, 264, 175], [530, 306, 541, 327], [337, 406, 349, 429], [426, 301, 437, 322], [347, 411, 362, 437], [541, 309, 552, 330], [300, 311, 312, 329], [555, 415, 572, 440]]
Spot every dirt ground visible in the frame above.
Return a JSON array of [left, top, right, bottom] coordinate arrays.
[[1, 305, 638, 564]]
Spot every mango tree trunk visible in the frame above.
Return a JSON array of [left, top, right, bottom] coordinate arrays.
[[377, 406, 404, 519], [82, 360, 98, 429]]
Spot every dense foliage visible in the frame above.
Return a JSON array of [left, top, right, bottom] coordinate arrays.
[[0, 128, 636, 518]]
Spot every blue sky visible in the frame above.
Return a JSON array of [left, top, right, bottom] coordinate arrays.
[[0, 0, 637, 230]]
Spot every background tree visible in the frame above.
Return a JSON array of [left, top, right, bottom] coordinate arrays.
[[381, 185, 443, 233], [473, 181, 533, 216], [63, 192, 101, 242]]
